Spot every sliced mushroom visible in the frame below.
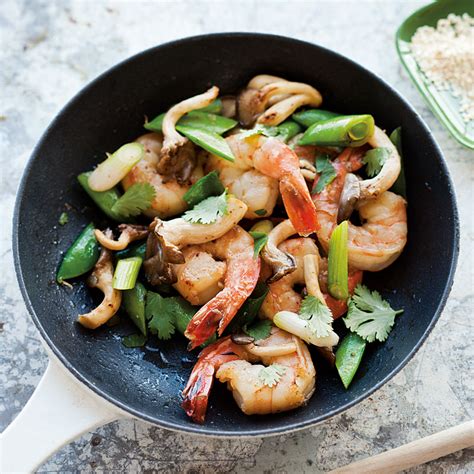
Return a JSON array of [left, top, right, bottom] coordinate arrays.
[[358, 126, 401, 200], [220, 95, 237, 118], [337, 173, 361, 223], [237, 78, 323, 127], [231, 333, 255, 345], [261, 219, 298, 283], [143, 218, 185, 286], [299, 157, 317, 181], [78, 239, 122, 329], [158, 86, 219, 183], [303, 254, 326, 303], [94, 224, 148, 251]]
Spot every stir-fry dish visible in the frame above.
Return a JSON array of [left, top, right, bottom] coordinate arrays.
[[57, 75, 407, 423]]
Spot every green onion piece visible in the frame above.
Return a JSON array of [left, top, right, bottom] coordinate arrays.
[[88, 143, 144, 192], [77, 172, 123, 221], [328, 220, 349, 300], [178, 126, 235, 162], [298, 115, 375, 147], [389, 127, 407, 198], [113, 257, 142, 290], [292, 109, 340, 128], [183, 170, 225, 208], [335, 332, 366, 388]]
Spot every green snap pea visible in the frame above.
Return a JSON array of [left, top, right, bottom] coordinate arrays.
[[178, 126, 235, 162], [389, 127, 407, 198], [183, 171, 225, 208], [122, 282, 147, 336], [276, 120, 302, 142], [57, 223, 99, 283], [298, 115, 375, 147], [77, 172, 123, 221], [292, 109, 340, 128], [335, 332, 367, 389], [115, 241, 147, 261]]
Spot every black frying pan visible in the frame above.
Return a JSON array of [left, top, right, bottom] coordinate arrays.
[[13, 33, 459, 437]]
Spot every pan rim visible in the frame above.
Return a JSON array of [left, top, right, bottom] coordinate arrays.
[[12, 32, 460, 437]]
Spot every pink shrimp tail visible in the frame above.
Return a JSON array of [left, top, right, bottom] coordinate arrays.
[[185, 258, 260, 350], [182, 338, 239, 423], [280, 177, 319, 236]]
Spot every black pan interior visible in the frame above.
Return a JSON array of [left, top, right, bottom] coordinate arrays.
[[13, 33, 459, 436]]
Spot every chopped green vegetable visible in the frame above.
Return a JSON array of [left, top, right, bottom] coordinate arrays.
[[57, 223, 99, 283], [328, 220, 349, 300], [88, 143, 144, 192], [122, 282, 147, 335], [112, 257, 142, 290], [292, 109, 340, 128], [249, 220, 273, 234], [299, 115, 375, 147], [299, 295, 333, 338], [122, 333, 147, 348], [170, 297, 197, 336], [77, 172, 123, 221], [115, 241, 146, 261], [144, 100, 223, 131], [178, 126, 235, 162], [344, 284, 403, 342], [183, 171, 225, 208], [183, 190, 228, 224], [249, 231, 268, 257], [254, 208, 267, 216], [176, 112, 237, 135], [389, 127, 407, 198], [225, 282, 269, 334], [244, 318, 272, 341], [146, 291, 176, 340], [258, 364, 286, 387], [111, 183, 156, 218], [275, 120, 302, 142], [363, 147, 390, 177], [312, 154, 337, 194], [239, 124, 280, 139], [58, 212, 69, 226], [335, 332, 367, 388]]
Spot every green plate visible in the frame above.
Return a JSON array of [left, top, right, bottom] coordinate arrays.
[[396, 0, 474, 149]]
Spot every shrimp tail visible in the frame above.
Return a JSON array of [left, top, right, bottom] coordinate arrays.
[[182, 338, 239, 423], [280, 177, 319, 236], [185, 258, 260, 349]]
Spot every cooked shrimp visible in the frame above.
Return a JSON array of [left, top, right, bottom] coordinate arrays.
[[314, 147, 407, 271], [205, 154, 279, 219], [143, 197, 248, 286], [261, 237, 362, 319], [122, 133, 203, 218], [182, 327, 315, 422], [220, 133, 319, 235], [184, 226, 260, 349]]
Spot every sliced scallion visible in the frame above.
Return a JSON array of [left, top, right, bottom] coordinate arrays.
[[328, 220, 349, 300], [113, 257, 142, 290]]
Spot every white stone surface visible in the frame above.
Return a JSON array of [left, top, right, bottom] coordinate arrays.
[[0, 0, 473, 472]]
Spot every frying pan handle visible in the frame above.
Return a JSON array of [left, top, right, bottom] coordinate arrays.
[[0, 358, 122, 473]]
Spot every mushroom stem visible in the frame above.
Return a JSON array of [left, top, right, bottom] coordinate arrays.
[[337, 173, 361, 223], [303, 254, 326, 303], [94, 224, 148, 251], [78, 242, 122, 329]]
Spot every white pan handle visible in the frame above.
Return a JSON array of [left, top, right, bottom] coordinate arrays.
[[0, 357, 122, 473]]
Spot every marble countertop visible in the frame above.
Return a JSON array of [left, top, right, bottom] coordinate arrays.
[[1, 0, 473, 472]]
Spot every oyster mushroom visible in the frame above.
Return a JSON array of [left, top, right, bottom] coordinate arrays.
[[78, 238, 122, 329], [337, 173, 361, 223], [158, 86, 219, 184], [94, 224, 148, 251], [237, 77, 322, 127], [261, 219, 298, 283]]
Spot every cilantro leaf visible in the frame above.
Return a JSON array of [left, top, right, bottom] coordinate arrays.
[[240, 124, 280, 139], [58, 212, 69, 226], [244, 318, 272, 341], [146, 291, 175, 340], [258, 363, 287, 387], [344, 284, 403, 342], [254, 208, 267, 216], [122, 333, 147, 348], [312, 154, 337, 194], [362, 148, 391, 177], [111, 183, 156, 218], [299, 295, 333, 338], [249, 231, 268, 257], [182, 190, 228, 224]]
